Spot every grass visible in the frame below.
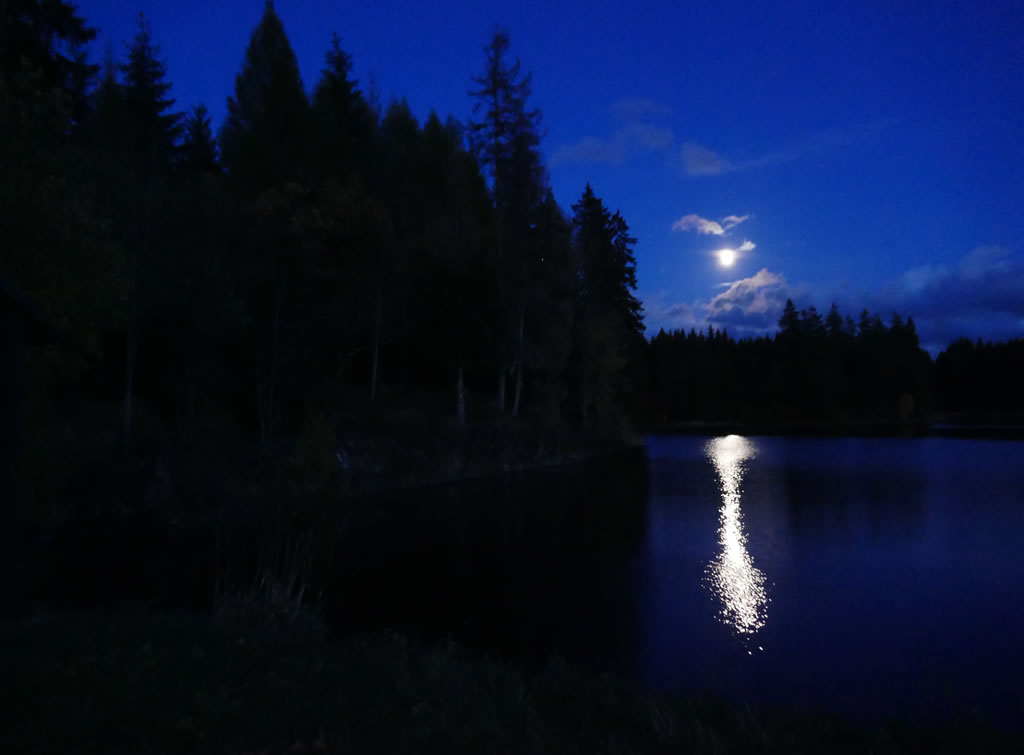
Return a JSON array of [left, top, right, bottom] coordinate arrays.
[[2, 612, 1020, 754]]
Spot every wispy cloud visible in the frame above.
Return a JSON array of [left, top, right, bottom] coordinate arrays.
[[553, 123, 674, 166], [611, 97, 670, 121], [672, 214, 725, 235], [552, 98, 673, 166], [681, 142, 731, 176], [552, 136, 628, 166], [680, 119, 900, 177], [625, 122, 673, 149], [737, 240, 756, 252], [722, 215, 750, 230]]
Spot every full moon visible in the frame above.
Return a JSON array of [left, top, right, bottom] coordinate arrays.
[[717, 248, 737, 267]]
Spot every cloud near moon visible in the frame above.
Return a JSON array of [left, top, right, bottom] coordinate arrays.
[[672, 213, 726, 235], [672, 212, 750, 236]]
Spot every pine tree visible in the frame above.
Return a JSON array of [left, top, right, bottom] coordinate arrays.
[[779, 299, 800, 337], [1, 0, 97, 135], [468, 27, 545, 414], [825, 302, 844, 340], [180, 104, 218, 174], [525, 190, 575, 423], [120, 13, 181, 174], [219, 0, 309, 192], [311, 32, 374, 185], [83, 46, 124, 156], [570, 184, 644, 431]]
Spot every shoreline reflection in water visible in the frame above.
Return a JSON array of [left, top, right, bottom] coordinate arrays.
[[705, 435, 768, 638]]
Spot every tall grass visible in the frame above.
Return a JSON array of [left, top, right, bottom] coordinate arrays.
[[213, 526, 333, 643]]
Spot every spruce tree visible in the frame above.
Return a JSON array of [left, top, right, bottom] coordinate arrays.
[[570, 185, 644, 430], [779, 299, 800, 337], [0, 0, 97, 134], [219, 0, 309, 192], [311, 32, 374, 184], [120, 13, 181, 174], [180, 104, 218, 174], [83, 46, 125, 157], [468, 27, 545, 414]]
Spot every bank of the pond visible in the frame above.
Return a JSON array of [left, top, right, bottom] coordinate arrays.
[[1, 613, 1018, 755], [23, 418, 642, 531], [648, 419, 1024, 440]]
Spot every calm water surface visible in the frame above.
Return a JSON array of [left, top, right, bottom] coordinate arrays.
[[337, 435, 1024, 727]]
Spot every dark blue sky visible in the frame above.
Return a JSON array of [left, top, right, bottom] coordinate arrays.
[[80, 0, 1024, 351]]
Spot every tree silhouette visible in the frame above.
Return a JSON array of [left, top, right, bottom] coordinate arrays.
[[219, 0, 309, 192]]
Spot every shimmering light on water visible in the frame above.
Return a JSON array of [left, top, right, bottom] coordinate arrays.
[[705, 435, 768, 636]]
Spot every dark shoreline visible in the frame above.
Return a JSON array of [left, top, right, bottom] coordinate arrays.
[[646, 420, 1024, 441]]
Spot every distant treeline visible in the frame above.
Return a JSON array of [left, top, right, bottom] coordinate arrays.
[[648, 300, 1024, 425], [2, 0, 647, 465]]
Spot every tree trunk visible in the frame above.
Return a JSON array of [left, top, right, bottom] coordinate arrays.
[[258, 286, 286, 457], [184, 368, 197, 441], [512, 305, 524, 418], [0, 309, 26, 526], [370, 270, 383, 402], [456, 359, 466, 427], [122, 305, 137, 445], [580, 338, 589, 426]]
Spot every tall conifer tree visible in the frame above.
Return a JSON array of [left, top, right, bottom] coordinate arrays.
[[219, 0, 309, 192], [120, 13, 181, 174], [469, 28, 545, 414]]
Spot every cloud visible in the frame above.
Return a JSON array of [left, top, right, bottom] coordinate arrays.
[[645, 269, 798, 338], [680, 119, 900, 178], [624, 122, 673, 150], [681, 141, 794, 176], [552, 124, 674, 167], [552, 136, 627, 166], [611, 97, 670, 121], [706, 269, 795, 332], [671, 214, 725, 235], [737, 240, 756, 252], [681, 142, 731, 176], [551, 99, 673, 166], [644, 290, 703, 333], [877, 245, 1024, 351], [671, 213, 751, 238]]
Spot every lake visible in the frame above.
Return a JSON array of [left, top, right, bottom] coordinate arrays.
[[332, 434, 1024, 729], [33, 434, 1024, 729]]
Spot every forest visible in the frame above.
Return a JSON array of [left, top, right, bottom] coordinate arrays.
[[3, 1, 1022, 523], [648, 301, 1024, 427], [2, 2, 649, 518]]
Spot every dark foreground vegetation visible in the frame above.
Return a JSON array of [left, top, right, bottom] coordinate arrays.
[[3, 611, 1021, 755]]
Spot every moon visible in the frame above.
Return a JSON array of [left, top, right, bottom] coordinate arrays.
[[717, 248, 737, 267]]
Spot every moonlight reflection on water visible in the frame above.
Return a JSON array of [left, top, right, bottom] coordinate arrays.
[[705, 435, 768, 638]]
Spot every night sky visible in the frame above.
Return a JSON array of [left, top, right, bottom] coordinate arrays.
[[80, 0, 1024, 352]]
